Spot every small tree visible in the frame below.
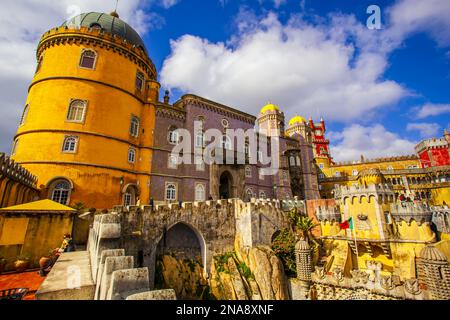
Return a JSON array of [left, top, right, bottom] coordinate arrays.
[[288, 207, 318, 240]]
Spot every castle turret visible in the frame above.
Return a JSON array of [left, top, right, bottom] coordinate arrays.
[[295, 238, 313, 296], [417, 246, 450, 300], [11, 12, 159, 208]]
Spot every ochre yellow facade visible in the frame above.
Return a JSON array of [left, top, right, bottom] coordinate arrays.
[[11, 17, 160, 209]]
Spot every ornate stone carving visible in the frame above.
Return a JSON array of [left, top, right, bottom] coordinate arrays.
[[315, 266, 326, 279], [333, 267, 344, 283], [351, 270, 370, 284], [380, 275, 395, 290], [404, 279, 421, 295]]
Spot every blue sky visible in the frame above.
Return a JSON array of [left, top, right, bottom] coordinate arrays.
[[0, 0, 449, 161]]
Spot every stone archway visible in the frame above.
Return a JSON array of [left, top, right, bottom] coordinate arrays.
[[219, 171, 233, 199], [154, 222, 208, 299]]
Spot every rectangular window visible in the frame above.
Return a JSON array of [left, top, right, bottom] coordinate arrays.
[[130, 116, 140, 137], [319, 163, 324, 169], [136, 71, 144, 91], [79, 49, 97, 69], [335, 171, 341, 177], [195, 157, 205, 171], [124, 194, 132, 206], [168, 154, 178, 169], [62, 136, 78, 153]]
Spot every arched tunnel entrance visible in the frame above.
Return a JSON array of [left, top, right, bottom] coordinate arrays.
[[155, 222, 209, 299]]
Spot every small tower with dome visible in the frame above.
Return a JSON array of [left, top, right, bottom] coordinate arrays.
[[257, 103, 285, 136]]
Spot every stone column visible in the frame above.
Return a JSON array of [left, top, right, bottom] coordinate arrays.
[[295, 238, 313, 297]]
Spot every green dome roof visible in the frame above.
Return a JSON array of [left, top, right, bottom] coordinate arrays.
[[62, 12, 147, 54]]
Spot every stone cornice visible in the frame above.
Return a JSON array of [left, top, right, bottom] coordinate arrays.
[[175, 94, 256, 124], [155, 103, 186, 121]]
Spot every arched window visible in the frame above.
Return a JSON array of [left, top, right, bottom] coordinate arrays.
[[35, 56, 43, 74], [11, 139, 19, 155], [245, 165, 252, 178], [296, 156, 301, 166], [123, 185, 137, 206], [290, 156, 296, 167], [195, 130, 204, 147], [67, 100, 87, 122], [245, 188, 254, 201], [50, 180, 71, 205], [89, 23, 102, 30], [168, 126, 179, 144], [352, 169, 358, 176], [62, 136, 78, 153], [79, 49, 97, 69], [136, 71, 145, 91], [259, 191, 266, 199], [387, 166, 393, 171], [165, 183, 177, 201], [20, 104, 29, 126], [129, 116, 140, 137], [221, 135, 232, 150], [128, 148, 136, 163], [195, 183, 206, 201]]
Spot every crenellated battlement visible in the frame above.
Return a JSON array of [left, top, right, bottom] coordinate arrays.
[[415, 137, 448, 153], [37, 26, 156, 79], [332, 155, 418, 167], [390, 203, 433, 225], [315, 205, 341, 223], [334, 183, 394, 201]]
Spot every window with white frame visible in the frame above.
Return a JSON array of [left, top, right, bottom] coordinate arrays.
[[245, 166, 252, 178], [165, 183, 177, 201], [195, 156, 205, 171], [319, 163, 324, 169], [195, 130, 204, 148], [168, 154, 178, 169], [128, 148, 136, 163], [124, 193, 132, 206], [50, 180, 71, 205], [245, 188, 254, 201], [168, 127, 179, 144], [79, 49, 97, 69], [195, 183, 206, 201], [66, 100, 87, 123], [259, 168, 264, 180], [136, 71, 145, 91], [62, 136, 78, 153], [289, 156, 295, 167], [11, 139, 19, 155], [129, 116, 140, 137], [20, 104, 29, 126], [319, 173, 325, 179], [221, 135, 232, 150], [352, 169, 358, 176]]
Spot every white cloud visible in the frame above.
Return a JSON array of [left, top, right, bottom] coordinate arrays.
[[406, 122, 440, 137], [161, 11, 407, 123], [0, 0, 154, 153], [330, 124, 417, 162], [414, 103, 450, 119], [386, 0, 450, 47]]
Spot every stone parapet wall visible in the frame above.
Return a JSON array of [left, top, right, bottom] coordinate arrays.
[[310, 266, 430, 300]]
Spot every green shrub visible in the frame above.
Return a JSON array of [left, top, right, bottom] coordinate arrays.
[[271, 228, 297, 277]]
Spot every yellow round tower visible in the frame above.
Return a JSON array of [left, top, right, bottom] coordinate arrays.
[[11, 12, 160, 209]]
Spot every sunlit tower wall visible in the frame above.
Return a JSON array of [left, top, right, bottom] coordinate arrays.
[[11, 12, 160, 209]]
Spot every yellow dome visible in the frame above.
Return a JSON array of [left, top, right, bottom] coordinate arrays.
[[289, 115, 307, 126], [260, 103, 280, 114]]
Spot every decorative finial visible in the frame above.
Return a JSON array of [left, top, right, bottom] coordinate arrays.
[[110, 0, 120, 18], [164, 90, 170, 104]]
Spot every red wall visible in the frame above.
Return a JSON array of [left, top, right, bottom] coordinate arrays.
[[419, 148, 450, 167]]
